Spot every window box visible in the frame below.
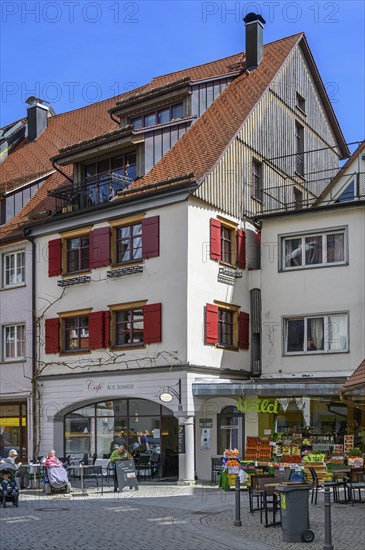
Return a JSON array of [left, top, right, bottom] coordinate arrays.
[[281, 228, 347, 270], [284, 313, 348, 355]]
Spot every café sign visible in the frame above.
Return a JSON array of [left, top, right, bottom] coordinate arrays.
[[237, 397, 279, 414]]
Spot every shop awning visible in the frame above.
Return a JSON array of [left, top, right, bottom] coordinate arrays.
[[192, 379, 346, 397], [341, 359, 365, 394], [340, 359, 365, 411]]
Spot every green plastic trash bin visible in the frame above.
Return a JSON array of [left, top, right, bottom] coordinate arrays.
[[278, 483, 315, 543]]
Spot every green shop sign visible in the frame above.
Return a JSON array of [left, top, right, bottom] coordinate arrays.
[[237, 397, 279, 414]]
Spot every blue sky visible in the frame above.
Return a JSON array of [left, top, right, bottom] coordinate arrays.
[[1, 1, 364, 152]]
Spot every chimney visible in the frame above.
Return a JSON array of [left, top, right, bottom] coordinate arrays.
[[243, 13, 266, 71], [26, 96, 49, 140]]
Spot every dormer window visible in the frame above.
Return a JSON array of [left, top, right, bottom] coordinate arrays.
[[130, 102, 184, 129]]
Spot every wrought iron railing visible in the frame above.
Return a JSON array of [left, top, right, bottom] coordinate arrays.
[[49, 171, 134, 215]]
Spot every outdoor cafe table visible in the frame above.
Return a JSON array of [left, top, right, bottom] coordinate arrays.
[[19, 463, 44, 488], [67, 464, 102, 494], [262, 482, 281, 528]]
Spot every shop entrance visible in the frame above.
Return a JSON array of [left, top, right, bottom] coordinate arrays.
[[217, 406, 245, 456], [64, 398, 178, 479], [0, 403, 27, 461]]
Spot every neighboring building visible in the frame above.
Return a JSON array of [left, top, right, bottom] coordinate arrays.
[[255, 141, 365, 454], [2, 15, 359, 480]]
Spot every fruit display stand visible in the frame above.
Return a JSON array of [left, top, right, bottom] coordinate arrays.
[[245, 437, 273, 461], [219, 449, 249, 491]]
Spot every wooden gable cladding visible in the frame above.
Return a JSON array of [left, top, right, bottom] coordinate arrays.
[[89, 311, 110, 349], [143, 303, 162, 343], [239, 311, 250, 350], [90, 227, 110, 268], [48, 238, 62, 277], [205, 303, 219, 344], [45, 318, 60, 353], [142, 216, 160, 259]]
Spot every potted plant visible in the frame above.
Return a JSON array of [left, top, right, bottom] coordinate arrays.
[[347, 448, 364, 468]]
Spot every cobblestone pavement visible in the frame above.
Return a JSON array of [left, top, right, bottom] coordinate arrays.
[[0, 484, 364, 550]]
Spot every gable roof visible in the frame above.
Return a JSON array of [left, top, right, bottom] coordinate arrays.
[[314, 141, 365, 205], [122, 34, 303, 192], [0, 32, 349, 241]]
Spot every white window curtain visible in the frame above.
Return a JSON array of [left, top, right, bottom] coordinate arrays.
[[328, 315, 347, 350], [309, 318, 324, 350]]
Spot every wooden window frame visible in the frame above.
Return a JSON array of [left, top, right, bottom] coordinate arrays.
[[130, 102, 184, 129], [296, 92, 306, 114], [295, 121, 305, 178], [214, 301, 239, 350], [252, 159, 263, 202], [217, 216, 238, 267], [109, 300, 147, 350], [61, 227, 92, 277], [113, 222, 143, 266], [59, 309, 92, 355]]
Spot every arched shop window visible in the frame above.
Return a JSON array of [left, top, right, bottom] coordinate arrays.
[[217, 406, 245, 455], [64, 398, 173, 459]]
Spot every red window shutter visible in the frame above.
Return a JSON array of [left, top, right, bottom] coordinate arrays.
[[103, 311, 110, 348], [48, 238, 62, 277], [45, 318, 59, 354], [142, 216, 160, 259], [90, 227, 110, 268], [205, 304, 218, 344], [144, 303, 162, 343], [89, 312, 105, 350], [210, 219, 221, 261], [237, 229, 246, 269], [239, 312, 250, 350]]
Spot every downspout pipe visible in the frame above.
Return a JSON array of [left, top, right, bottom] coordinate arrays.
[[23, 229, 39, 459]]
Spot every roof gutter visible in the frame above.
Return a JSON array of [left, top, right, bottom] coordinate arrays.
[[51, 160, 73, 183]]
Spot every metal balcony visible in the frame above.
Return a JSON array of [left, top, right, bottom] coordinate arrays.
[[49, 171, 134, 215]]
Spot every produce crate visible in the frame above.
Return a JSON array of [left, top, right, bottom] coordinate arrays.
[[303, 462, 328, 484]]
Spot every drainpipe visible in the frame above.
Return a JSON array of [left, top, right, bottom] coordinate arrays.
[[23, 229, 39, 459]]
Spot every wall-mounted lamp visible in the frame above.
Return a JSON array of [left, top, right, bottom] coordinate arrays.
[[159, 379, 181, 404]]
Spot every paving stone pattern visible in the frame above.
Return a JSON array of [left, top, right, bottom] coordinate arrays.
[[0, 485, 364, 550]]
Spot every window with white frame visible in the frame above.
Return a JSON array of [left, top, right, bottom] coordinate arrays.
[[281, 229, 346, 270], [284, 313, 348, 354], [3, 251, 25, 286], [3, 324, 25, 359]]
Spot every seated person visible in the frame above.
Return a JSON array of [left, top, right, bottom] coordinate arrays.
[[110, 444, 133, 492], [44, 450, 63, 468], [0, 472, 18, 497], [110, 444, 132, 463]]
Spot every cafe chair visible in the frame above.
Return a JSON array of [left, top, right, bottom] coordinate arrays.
[[211, 457, 222, 484], [149, 454, 160, 478], [347, 468, 365, 506], [82, 465, 104, 493], [249, 474, 270, 514], [256, 475, 281, 528], [308, 467, 339, 505], [94, 459, 111, 486], [136, 455, 152, 481]]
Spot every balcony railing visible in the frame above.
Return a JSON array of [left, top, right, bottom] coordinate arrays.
[[49, 171, 134, 215]]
